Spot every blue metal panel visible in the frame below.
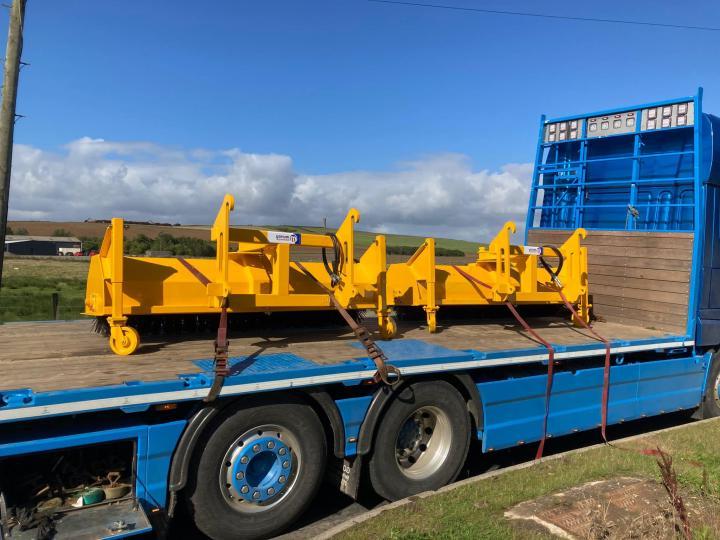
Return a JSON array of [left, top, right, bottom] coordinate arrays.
[[334, 395, 373, 456], [0, 422, 147, 458], [688, 89, 705, 338], [527, 92, 704, 233], [525, 114, 547, 236], [194, 353, 319, 374], [695, 106, 720, 345], [477, 356, 706, 452], [637, 358, 707, 415], [531, 132, 696, 231], [699, 351, 715, 397], [142, 421, 187, 509], [349, 339, 470, 364]]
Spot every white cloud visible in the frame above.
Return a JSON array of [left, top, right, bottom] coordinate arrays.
[[8, 138, 531, 242]]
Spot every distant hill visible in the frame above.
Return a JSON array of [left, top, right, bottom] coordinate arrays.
[[8, 220, 209, 241], [8, 221, 482, 256]]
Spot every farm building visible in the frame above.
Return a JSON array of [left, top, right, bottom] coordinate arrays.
[[3, 235, 82, 256]]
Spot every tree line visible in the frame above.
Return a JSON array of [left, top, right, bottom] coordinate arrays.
[[75, 233, 216, 257]]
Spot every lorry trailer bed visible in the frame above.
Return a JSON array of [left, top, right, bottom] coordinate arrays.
[[0, 316, 681, 394]]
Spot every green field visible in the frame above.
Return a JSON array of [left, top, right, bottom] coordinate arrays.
[[275, 225, 481, 254], [337, 419, 720, 539], [0, 257, 88, 322]]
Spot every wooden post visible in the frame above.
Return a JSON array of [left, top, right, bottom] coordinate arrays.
[[0, 0, 27, 289], [51, 291, 59, 320]]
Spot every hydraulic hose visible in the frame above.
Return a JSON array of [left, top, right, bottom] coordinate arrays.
[[322, 233, 343, 287]]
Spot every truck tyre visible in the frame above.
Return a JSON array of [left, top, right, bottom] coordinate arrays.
[[368, 380, 471, 501], [701, 352, 720, 418], [185, 398, 326, 540]]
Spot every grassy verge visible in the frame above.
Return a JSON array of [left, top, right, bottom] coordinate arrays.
[[0, 257, 89, 322], [336, 420, 720, 539]]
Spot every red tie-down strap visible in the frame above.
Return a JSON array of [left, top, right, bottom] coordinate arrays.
[[451, 266, 556, 459], [538, 248, 612, 444], [554, 287, 612, 442], [176, 257, 230, 402]]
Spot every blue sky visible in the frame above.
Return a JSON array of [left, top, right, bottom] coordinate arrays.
[[11, 0, 720, 172], [5, 0, 720, 237]]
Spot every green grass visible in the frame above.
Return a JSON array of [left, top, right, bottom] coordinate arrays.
[[337, 420, 720, 540], [0, 257, 89, 322], [272, 225, 482, 254]]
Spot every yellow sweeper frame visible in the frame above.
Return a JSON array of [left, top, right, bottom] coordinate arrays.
[[84, 194, 589, 355], [85, 194, 393, 354], [386, 222, 589, 332]]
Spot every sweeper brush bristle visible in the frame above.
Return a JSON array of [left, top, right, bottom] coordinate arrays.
[[90, 310, 364, 338], [92, 316, 110, 336]]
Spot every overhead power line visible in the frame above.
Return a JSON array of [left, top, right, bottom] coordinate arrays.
[[367, 0, 720, 32]]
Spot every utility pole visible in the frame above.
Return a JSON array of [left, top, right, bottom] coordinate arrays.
[[0, 0, 26, 289]]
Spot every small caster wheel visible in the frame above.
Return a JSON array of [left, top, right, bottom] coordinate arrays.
[[109, 326, 140, 356], [379, 317, 397, 340]]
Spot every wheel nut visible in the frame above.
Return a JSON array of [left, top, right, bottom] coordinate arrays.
[[282, 460, 290, 469], [253, 491, 260, 499], [267, 441, 275, 449], [267, 488, 275, 496], [241, 486, 249, 494], [278, 448, 286, 456], [253, 444, 261, 453], [279, 476, 286, 484], [236, 472, 244, 480], [240, 456, 249, 464]]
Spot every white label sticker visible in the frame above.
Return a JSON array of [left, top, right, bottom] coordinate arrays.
[[267, 231, 301, 245], [522, 245, 543, 256]]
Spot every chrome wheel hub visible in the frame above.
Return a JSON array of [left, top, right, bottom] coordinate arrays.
[[395, 405, 452, 480]]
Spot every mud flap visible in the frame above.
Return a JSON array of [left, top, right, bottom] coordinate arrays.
[[339, 456, 363, 499]]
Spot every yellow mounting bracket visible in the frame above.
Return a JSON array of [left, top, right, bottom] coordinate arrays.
[[209, 194, 235, 307], [554, 227, 590, 326], [331, 208, 361, 295], [403, 238, 439, 333], [205, 194, 391, 328], [476, 221, 517, 301]]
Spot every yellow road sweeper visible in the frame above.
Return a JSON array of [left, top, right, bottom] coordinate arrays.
[[84, 194, 589, 355]]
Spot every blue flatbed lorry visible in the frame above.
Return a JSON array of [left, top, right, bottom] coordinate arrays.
[[1, 90, 720, 539]]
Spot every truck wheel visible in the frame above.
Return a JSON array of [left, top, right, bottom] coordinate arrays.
[[186, 399, 326, 540], [368, 380, 471, 501], [701, 352, 720, 418]]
